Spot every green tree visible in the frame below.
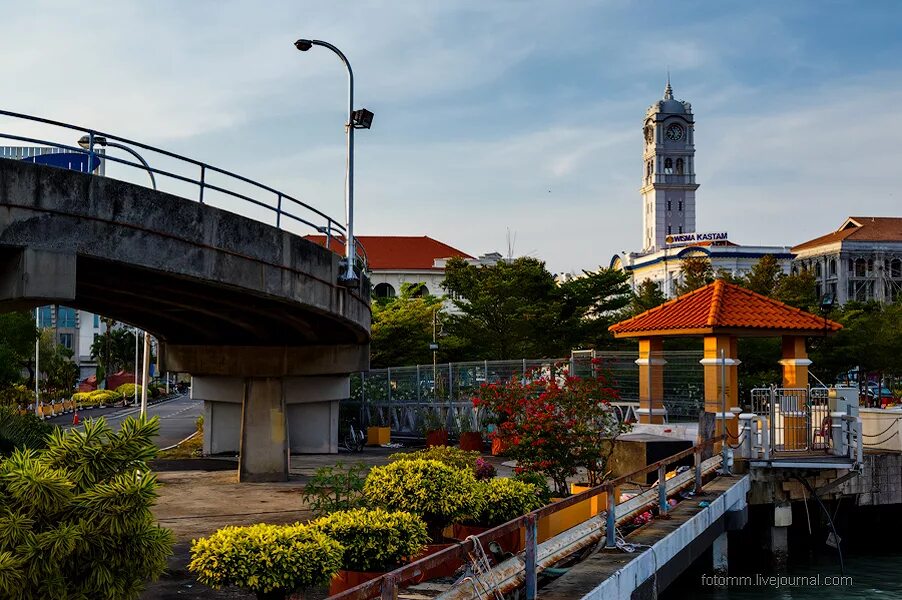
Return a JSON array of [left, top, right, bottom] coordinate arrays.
[[774, 270, 818, 309], [0, 312, 38, 388], [90, 325, 143, 377], [675, 256, 714, 295], [38, 331, 79, 399], [370, 284, 444, 367], [0, 416, 173, 599], [442, 257, 561, 359], [629, 279, 667, 315], [743, 254, 784, 296], [557, 268, 632, 349]]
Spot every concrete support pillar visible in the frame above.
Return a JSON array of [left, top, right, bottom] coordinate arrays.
[[779, 336, 811, 389], [701, 335, 740, 438], [771, 502, 792, 569], [635, 337, 666, 424], [712, 531, 728, 577], [193, 374, 347, 473], [240, 378, 289, 482]]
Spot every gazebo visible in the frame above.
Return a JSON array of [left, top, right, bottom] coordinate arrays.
[[609, 280, 842, 436]]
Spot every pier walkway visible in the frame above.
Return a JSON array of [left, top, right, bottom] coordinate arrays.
[[539, 474, 749, 600]]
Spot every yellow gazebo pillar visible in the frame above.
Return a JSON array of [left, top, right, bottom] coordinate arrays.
[[779, 335, 811, 450], [635, 337, 666, 424], [701, 335, 740, 441], [779, 336, 810, 389]]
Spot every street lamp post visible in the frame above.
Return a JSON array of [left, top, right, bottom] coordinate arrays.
[[34, 307, 40, 416], [294, 39, 373, 285], [78, 135, 156, 419]]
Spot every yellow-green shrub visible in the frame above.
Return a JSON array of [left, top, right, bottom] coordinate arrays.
[[0, 384, 35, 407], [116, 383, 142, 399], [389, 446, 479, 471], [468, 478, 543, 526], [363, 459, 483, 540], [88, 389, 123, 406], [312, 508, 427, 573], [189, 523, 342, 598]]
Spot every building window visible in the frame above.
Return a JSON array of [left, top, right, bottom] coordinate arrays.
[[678, 226, 683, 234], [38, 306, 53, 327], [854, 258, 866, 277], [891, 259, 902, 278], [829, 259, 836, 276], [58, 307, 76, 328], [411, 284, 429, 298], [667, 226, 672, 234], [667, 200, 672, 211], [664, 158, 673, 174], [59, 333, 73, 349], [815, 263, 822, 277], [676, 158, 684, 175], [678, 201, 683, 211], [93, 314, 100, 328], [373, 283, 396, 299]]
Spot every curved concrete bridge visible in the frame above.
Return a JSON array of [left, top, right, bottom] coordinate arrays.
[[0, 157, 370, 481]]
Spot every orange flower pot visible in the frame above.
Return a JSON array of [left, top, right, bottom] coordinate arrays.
[[367, 426, 390, 446], [413, 542, 464, 580], [458, 432, 483, 452], [425, 429, 448, 448], [329, 570, 384, 595], [491, 437, 508, 456]]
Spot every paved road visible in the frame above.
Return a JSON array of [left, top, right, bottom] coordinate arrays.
[[53, 395, 203, 448]]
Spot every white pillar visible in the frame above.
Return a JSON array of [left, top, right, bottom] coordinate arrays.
[[712, 531, 728, 577]]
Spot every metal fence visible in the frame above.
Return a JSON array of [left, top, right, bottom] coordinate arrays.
[[750, 386, 832, 453], [347, 350, 707, 434], [0, 109, 366, 270]]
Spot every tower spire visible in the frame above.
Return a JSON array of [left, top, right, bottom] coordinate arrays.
[[664, 71, 673, 100]]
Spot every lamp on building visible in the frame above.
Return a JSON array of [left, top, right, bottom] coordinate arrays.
[[294, 38, 373, 284]]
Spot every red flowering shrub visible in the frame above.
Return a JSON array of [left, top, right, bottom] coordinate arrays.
[[472, 361, 629, 496]]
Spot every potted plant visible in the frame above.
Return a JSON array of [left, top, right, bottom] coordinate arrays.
[[367, 408, 391, 446], [364, 458, 483, 579], [189, 522, 342, 600], [420, 406, 448, 447], [312, 508, 428, 594], [389, 446, 480, 471], [454, 478, 543, 553], [456, 409, 483, 452]]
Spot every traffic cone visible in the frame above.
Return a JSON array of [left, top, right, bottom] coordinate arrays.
[[72, 411, 80, 426]]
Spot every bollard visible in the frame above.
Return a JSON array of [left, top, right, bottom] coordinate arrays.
[[658, 465, 668, 514], [525, 513, 538, 599], [605, 485, 617, 548]]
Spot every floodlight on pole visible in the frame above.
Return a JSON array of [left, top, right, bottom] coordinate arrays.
[[294, 38, 373, 285]]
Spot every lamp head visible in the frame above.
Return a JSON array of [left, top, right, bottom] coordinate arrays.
[[820, 293, 835, 313], [294, 39, 313, 51], [352, 108, 374, 129], [77, 135, 108, 149]]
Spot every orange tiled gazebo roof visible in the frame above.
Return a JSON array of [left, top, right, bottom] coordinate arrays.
[[610, 280, 842, 338]]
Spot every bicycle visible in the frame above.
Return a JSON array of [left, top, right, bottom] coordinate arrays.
[[341, 419, 365, 453]]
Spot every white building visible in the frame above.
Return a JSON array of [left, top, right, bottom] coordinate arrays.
[[612, 80, 792, 295], [792, 216, 902, 305], [305, 235, 499, 299]]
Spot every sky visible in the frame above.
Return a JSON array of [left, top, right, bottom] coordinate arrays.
[[1, 0, 901, 274]]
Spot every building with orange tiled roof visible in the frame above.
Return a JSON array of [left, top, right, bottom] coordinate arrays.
[[305, 235, 500, 299], [611, 80, 793, 298], [791, 217, 902, 304]]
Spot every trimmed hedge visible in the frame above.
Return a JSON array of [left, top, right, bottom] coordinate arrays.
[[189, 523, 342, 598], [469, 478, 543, 526], [389, 446, 480, 472], [115, 383, 142, 399], [364, 459, 483, 540], [312, 508, 428, 572]]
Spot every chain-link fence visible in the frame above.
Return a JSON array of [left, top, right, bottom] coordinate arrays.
[[346, 350, 706, 436]]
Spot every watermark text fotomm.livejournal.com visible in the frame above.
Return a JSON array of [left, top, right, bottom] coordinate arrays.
[[701, 574, 853, 588]]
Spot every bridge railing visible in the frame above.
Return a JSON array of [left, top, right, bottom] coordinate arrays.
[[329, 437, 722, 600], [0, 109, 367, 271]]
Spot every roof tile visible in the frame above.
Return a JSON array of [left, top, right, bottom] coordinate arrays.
[[305, 235, 473, 270], [610, 280, 842, 336]]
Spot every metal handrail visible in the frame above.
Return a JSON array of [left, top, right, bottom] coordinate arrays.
[[0, 109, 367, 271], [330, 437, 720, 600]]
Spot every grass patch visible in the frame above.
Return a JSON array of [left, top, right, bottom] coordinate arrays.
[[157, 415, 203, 460]]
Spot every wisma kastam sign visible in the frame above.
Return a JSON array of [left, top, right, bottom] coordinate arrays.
[[664, 231, 729, 247]]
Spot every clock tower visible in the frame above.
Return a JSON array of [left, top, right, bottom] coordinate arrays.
[[640, 78, 699, 252]]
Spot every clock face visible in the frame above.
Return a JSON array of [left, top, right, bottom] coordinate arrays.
[[666, 124, 683, 141]]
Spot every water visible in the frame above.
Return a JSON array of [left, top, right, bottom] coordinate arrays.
[[663, 550, 902, 599]]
